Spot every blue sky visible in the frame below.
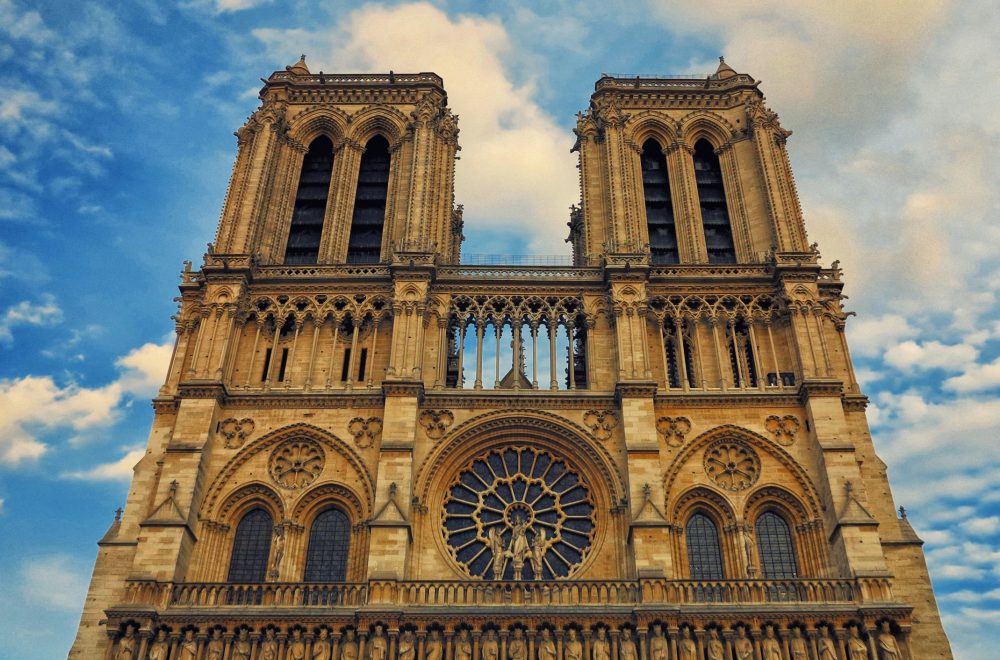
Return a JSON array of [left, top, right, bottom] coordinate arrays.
[[1, 1, 998, 657]]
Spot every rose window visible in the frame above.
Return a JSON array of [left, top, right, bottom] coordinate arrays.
[[443, 446, 596, 580], [703, 440, 760, 491], [269, 439, 325, 489]]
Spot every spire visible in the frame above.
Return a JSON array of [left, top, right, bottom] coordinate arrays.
[[714, 55, 737, 80], [287, 54, 310, 75]]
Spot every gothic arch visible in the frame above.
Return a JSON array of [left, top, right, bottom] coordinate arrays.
[[625, 111, 680, 152], [743, 485, 810, 525], [677, 111, 738, 150], [287, 106, 350, 146], [670, 485, 737, 527], [347, 105, 409, 146], [217, 481, 285, 525], [204, 422, 375, 519], [292, 481, 369, 524]]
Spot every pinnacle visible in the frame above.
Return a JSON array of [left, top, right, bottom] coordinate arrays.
[[287, 54, 310, 75]]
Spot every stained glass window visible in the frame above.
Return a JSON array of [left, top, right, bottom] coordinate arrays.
[[227, 508, 272, 583], [304, 508, 351, 582], [686, 513, 725, 579], [756, 511, 798, 578]]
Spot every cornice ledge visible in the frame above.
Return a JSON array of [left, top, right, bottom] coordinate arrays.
[[616, 381, 659, 400], [177, 382, 227, 400], [797, 379, 844, 401], [152, 396, 180, 414], [382, 380, 425, 399], [842, 394, 870, 411], [654, 392, 800, 407], [223, 392, 385, 409]]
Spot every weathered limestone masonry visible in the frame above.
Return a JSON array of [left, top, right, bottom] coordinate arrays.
[[72, 57, 951, 659]]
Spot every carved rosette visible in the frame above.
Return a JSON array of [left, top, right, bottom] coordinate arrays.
[[442, 446, 595, 580], [419, 409, 455, 440], [703, 440, 760, 492], [269, 439, 325, 489], [583, 410, 618, 441], [348, 417, 383, 448]]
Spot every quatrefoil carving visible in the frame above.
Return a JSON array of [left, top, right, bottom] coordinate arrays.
[[218, 417, 255, 449], [655, 416, 692, 447], [765, 415, 801, 446], [583, 410, 618, 441], [348, 416, 383, 448], [419, 409, 455, 440]]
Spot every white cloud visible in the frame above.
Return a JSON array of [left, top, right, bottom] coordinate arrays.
[[114, 341, 173, 397], [944, 356, 1000, 393], [0, 294, 62, 344], [883, 340, 978, 372], [961, 516, 1000, 537], [19, 555, 88, 611], [252, 2, 579, 252], [215, 0, 272, 12], [847, 315, 917, 357], [62, 447, 144, 481]]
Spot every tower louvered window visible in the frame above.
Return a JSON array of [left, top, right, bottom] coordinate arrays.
[[756, 511, 798, 578], [641, 140, 679, 265], [227, 508, 273, 583], [303, 508, 351, 582], [284, 136, 334, 265], [686, 513, 725, 579], [693, 139, 736, 264], [346, 135, 390, 264]]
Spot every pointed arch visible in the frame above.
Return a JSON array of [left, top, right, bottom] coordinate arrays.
[[227, 507, 273, 582], [287, 106, 350, 146], [285, 135, 335, 264], [639, 138, 679, 265], [346, 135, 391, 264], [346, 106, 409, 147]]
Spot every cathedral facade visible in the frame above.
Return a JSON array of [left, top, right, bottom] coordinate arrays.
[[71, 57, 952, 659]]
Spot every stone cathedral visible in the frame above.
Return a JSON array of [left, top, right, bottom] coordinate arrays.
[[71, 57, 952, 659]]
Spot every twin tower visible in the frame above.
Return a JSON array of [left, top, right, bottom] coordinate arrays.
[[72, 57, 951, 659]]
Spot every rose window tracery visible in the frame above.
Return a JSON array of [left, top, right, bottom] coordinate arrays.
[[703, 440, 760, 491], [269, 439, 324, 489], [443, 446, 596, 580]]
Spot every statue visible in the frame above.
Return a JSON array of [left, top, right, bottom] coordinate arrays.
[[179, 629, 199, 660], [818, 626, 838, 660], [592, 628, 610, 660], [455, 629, 472, 660], [481, 630, 499, 660], [508, 517, 531, 579], [790, 627, 809, 660], [399, 631, 416, 660], [288, 628, 306, 660], [678, 628, 696, 660], [707, 630, 724, 660], [878, 622, 902, 660], [530, 529, 546, 578], [370, 626, 388, 660], [848, 626, 868, 660], [761, 627, 782, 660], [564, 629, 582, 660], [233, 628, 252, 660], [649, 624, 668, 660], [509, 629, 527, 660], [206, 628, 225, 660], [260, 629, 279, 660], [270, 526, 285, 578], [733, 626, 753, 660], [342, 629, 359, 660], [147, 629, 169, 660], [115, 624, 137, 660], [538, 629, 557, 660], [426, 630, 443, 660], [488, 527, 506, 580], [619, 629, 637, 660], [313, 629, 332, 660]]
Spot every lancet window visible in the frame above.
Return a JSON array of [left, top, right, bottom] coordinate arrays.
[[441, 295, 588, 390], [756, 511, 798, 579], [303, 508, 351, 582], [692, 139, 736, 264], [685, 513, 725, 580], [346, 135, 391, 264], [284, 136, 334, 265], [640, 139, 679, 265], [227, 508, 273, 583]]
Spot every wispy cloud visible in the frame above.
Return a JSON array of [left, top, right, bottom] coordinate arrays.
[[0, 294, 63, 344]]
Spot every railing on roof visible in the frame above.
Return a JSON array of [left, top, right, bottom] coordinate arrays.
[[460, 254, 576, 266]]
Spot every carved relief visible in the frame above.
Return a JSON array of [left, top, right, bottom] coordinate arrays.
[[583, 410, 618, 441], [764, 415, 800, 446], [703, 440, 760, 492], [655, 416, 692, 447], [347, 416, 383, 448], [219, 417, 255, 449], [268, 439, 324, 489], [419, 409, 455, 440]]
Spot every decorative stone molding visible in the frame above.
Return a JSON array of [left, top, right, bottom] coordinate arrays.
[[703, 440, 760, 492], [582, 410, 618, 441], [348, 416, 383, 448], [655, 416, 692, 447], [764, 415, 800, 446], [419, 409, 454, 440], [218, 417, 255, 449], [269, 440, 325, 490]]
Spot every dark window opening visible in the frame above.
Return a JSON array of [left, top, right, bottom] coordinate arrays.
[[572, 325, 588, 389], [445, 322, 462, 388], [277, 347, 289, 382], [347, 136, 390, 264], [261, 348, 272, 381], [285, 136, 334, 265], [357, 347, 368, 382], [341, 348, 352, 382], [686, 513, 725, 579], [756, 511, 798, 578], [227, 508, 272, 582], [304, 508, 351, 582], [727, 317, 757, 388], [693, 139, 736, 264], [766, 372, 796, 387], [664, 324, 681, 388], [641, 139, 679, 265]]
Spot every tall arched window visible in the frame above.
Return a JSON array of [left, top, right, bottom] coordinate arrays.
[[692, 139, 736, 264], [346, 135, 390, 264], [686, 513, 725, 579], [285, 136, 334, 265], [303, 508, 351, 582], [227, 508, 273, 582], [641, 139, 679, 265], [756, 511, 798, 578]]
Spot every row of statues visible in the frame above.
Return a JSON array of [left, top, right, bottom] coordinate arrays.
[[117, 621, 903, 660]]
